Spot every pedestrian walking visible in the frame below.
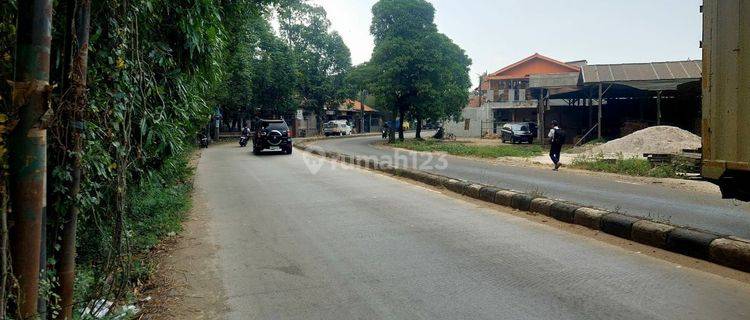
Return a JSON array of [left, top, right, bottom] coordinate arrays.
[[548, 120, 565, 171]]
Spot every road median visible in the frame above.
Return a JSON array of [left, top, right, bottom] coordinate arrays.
[[294, 139, 750, 273]]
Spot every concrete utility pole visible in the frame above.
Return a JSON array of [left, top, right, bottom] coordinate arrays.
[[360, 90, 368, 133], [598, 83, 603, 139], [537, 90, 544, 143], [56, 1, 91, 319], [8, 0, 53, 317]]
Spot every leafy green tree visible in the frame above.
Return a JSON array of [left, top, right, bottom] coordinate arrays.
[[368, 0, 471, 141], [410, 33, 472, 139], [278, 2, 352, 130], [251, 33, 299, 117]]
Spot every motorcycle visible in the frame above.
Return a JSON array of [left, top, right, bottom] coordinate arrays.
[[198, 133, 209, 148], [382, 128, 388, 140], [433, 126, 445, 140], [239, 134, 249, 147]]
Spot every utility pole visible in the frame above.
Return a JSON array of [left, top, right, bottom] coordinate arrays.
[[360, 90, 368, 133], [55, 1, 90, 318], [537, 89, 544, 143], [656, 91, 663, 125], [8, 0, 53, 317], [598, 83, 603, 139]]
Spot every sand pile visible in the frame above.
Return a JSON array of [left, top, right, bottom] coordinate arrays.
[[587, 126, 701, 158]]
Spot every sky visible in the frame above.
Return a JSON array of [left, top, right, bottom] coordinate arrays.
[[310, 0, 703, 87]]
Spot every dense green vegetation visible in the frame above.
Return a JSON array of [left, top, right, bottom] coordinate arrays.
[[392, 139, 544, 158], [0, 0, 354, 318], [0, 0, 474, 317]]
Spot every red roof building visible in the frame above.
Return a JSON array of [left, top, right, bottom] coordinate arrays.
[[478, 53, 581, 104]]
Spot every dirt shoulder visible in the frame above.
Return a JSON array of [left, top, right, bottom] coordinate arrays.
[[138, 153, 227, 320]]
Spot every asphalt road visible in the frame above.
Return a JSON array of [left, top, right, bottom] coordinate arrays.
[[309, 134, 750, 238], [196, 143, 750, 320]]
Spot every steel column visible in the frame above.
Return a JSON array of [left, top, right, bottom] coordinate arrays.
[[8, 0, 53, 317]]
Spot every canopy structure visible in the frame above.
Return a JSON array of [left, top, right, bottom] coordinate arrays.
[[580, 60, 702, 91]]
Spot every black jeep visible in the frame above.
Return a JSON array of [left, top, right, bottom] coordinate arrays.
[[253, 119, 293, 155]]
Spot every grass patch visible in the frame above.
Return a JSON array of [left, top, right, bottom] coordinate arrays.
[[571, 154, 678, 178], [391, 139, 543, 158]]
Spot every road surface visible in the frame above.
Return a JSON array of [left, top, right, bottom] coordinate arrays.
[[195, 143, 750, 319], [309, 134, 750, 238]]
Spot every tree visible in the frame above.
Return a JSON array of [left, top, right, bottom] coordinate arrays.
[[410, 33, 472, 139], [251, 34, 298, 117], [278, 3, 352, 131], [369, 0, 471, 141]]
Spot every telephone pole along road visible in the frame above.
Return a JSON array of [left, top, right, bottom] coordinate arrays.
[[310, 134, 750, 238], [195, 143, 749, 319]]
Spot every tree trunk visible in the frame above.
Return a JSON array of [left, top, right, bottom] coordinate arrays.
[[1, 187, 7, 320], [415, 116, 422, 140], [8, 0, 53, 317], [55, 1, 90, 318], [398, 107, 405, 141], [388, 110, 396, 143]]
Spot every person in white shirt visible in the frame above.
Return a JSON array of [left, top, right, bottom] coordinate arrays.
[[548, 120, 564, 171]]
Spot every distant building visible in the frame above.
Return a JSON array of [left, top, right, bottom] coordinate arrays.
[[447, 53, 584, 138]]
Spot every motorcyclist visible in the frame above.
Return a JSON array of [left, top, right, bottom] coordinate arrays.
[[239, 125, 251, 147]]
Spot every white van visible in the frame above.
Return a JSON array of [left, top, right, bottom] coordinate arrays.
[[323, 120, 353, 136]]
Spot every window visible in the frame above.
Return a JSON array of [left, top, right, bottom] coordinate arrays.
[[263, 122, 288, 131], [464, 119, 470, 130]]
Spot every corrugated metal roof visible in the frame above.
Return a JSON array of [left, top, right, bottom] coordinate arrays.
[[529, 72, 580, 88], [581, 60, 702, 84]]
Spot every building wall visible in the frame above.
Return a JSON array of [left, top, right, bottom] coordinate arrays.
[[295, 110, 319, 137], [444, 105, 494, 138]]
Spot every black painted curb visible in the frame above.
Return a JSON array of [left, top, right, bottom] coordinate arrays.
[[479, 187, 501, 203], [667, 228, 720, 259], [294, 140, 750, 273], [550, 202, 580, 223], [601, 213, 641, 240], [511, 193, 536, 211]]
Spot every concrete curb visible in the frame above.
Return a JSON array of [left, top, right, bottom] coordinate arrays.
[[530, 198, 556, 216], [465, 184, 484, 199], [550, 202, 580, 223], [600, 213, 641, 240], [510, 193, 536, 212], [294, 140, 750, 273], [667, 228, 720, 259], [573, 207, 606, 230], [494, 190, 517, 207], [479, 187, 501, 203], [446, 179, 471, 195], [631, 220, 675, 248], [709, 238, 750, 272]]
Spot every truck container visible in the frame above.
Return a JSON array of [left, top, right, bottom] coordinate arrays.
[[701, 0, 750, 200]]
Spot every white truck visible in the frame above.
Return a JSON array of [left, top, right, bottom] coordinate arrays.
[[323, 120, 353, 136]]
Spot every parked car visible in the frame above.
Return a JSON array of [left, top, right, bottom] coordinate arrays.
[[500, 122, 534, 144], [252, 119, 292, 155], [323, 120, 352, 136]]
